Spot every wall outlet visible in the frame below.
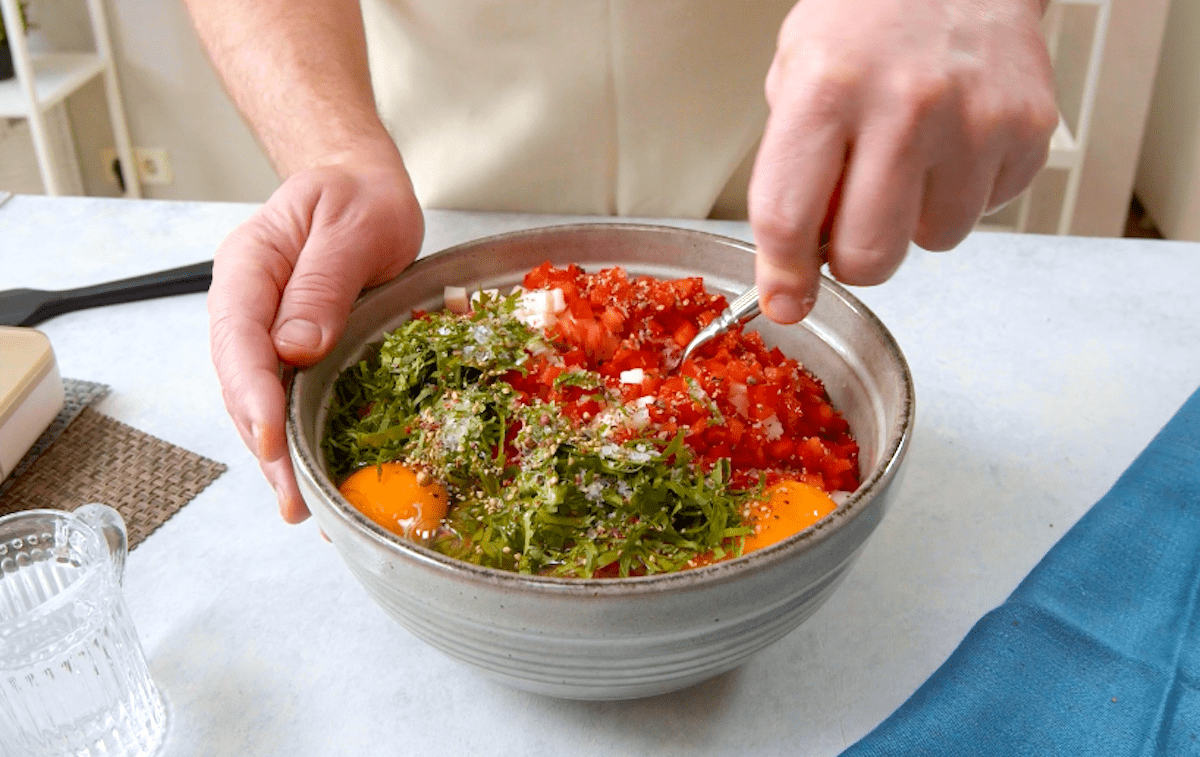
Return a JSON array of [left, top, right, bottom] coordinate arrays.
[[101, 147, 174, 186], [133, 148, 173, 185]]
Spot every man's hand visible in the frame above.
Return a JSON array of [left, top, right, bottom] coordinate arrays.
[[208, 156, 423, 522], [185, 0, 423, 520], [749, 0, 1058, 323]]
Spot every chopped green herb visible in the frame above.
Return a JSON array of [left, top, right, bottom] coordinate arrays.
[[322, 294, 754, 578]]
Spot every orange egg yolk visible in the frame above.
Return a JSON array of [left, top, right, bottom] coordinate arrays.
[[337, 463, 449, 541], [741, 480, 838, 553]]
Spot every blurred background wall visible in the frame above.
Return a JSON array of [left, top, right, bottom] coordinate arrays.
[[0, 0, 1189, 240], [1135, 0, 1200, 241], [1, 0, 277, 202]]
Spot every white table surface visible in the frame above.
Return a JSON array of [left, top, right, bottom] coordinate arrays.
[[2, 194, 1199, 756]]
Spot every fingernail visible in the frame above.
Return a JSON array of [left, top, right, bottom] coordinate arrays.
[[765, 293, 812, 324], [273, 318, 322, 350]]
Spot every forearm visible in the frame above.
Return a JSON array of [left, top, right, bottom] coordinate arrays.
[[184, 0, 397, 177]]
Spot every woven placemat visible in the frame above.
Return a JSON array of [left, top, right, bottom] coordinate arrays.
[[0, 381, 227, 548], [0, 378, 112, 497]]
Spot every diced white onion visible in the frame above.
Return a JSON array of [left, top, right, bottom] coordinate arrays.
[[619, 368, 645, 384], [763, 414, 784, 440], [444, 286, 469, 314], [517, 311, 557, 330], [729, 382, 750, 418], [629, 407, 651, 429], [518, 289, 556, 314]]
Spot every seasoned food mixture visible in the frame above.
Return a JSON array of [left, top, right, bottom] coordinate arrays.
[[322, 263, 860, 578]]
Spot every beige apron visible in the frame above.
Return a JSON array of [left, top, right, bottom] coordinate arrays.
[[360, 0, 795, 219]]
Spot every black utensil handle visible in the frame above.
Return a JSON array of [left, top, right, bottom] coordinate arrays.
[[50, 260, 214, 314]]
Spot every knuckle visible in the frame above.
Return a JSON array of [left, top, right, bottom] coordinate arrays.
[[308, 180, 420, 257], [963, 88, 1007, 130], [804, 62, 857, 117], [1021, 135, 1051, 175], [218, 385, 252, 439], [989, 75, 1059, 137], [983, 90, 1059, 145], [769, 45, 862, 118], [206, 255, 286, 325], [888, 69, 952, 122], [208, 313, 236, 360], [984, 95, 1057, 172], [1027, 96, 1061, 143], [207, 317, 260, 394], [214, 370, 258, 431], [813, 58, 865, 112], [212, 216, 302, 286], [281, 272, 352, 318], [751, 201, 809, 256], [829, 241, 907, 286]]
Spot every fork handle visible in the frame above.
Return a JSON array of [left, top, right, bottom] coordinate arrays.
[[726, 286, 762, 325], [679, 285, 761, 364], [706, 286, 761, 338]]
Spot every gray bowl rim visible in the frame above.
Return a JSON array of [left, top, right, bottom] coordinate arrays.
[[287, 222, 914, 596]]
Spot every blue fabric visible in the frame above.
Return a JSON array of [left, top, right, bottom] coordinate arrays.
[[841, 386, 1200, 757]]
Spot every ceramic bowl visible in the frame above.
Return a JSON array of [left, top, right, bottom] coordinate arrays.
[[287, 223, 914, 700]]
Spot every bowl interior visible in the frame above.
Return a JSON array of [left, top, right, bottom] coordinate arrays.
[[287, 223, 913, 586]]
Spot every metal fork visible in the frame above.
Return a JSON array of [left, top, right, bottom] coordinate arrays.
[[677, 238, 830, 366], [676, 285, 761, 366]]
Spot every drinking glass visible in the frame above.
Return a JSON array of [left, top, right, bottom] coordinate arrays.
[[0, 504, 167, 756]]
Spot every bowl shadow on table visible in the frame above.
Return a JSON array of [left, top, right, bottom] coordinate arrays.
[[823, 408, 1064, 676], [518, 421, 1052, 751], [142, 599, 749, 755], [535, 665, 746, 747], [541, 422, 1045, 754]]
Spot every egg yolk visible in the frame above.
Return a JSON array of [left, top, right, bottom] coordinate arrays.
[[338, 463, 449, 541], [741, 480, 838, 553]]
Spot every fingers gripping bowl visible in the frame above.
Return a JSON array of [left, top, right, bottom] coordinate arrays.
[[286, 224, 914, 700]]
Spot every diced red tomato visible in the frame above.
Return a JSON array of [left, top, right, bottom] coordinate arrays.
[[767, 437, 796, 461], [568, 297, 592, 321], [728, 417, 745, 444], [512, 261, 860, 498], [727, 360, 755, 385], [672, 321, 698, 349], [600, 307, 625, 333]]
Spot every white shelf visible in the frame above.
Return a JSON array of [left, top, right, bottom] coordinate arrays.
[[0, 0, 139, 198], [0, 52, 106, 117], [986, 0, 1109, 235], [1046, 115, 1080, 170]]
